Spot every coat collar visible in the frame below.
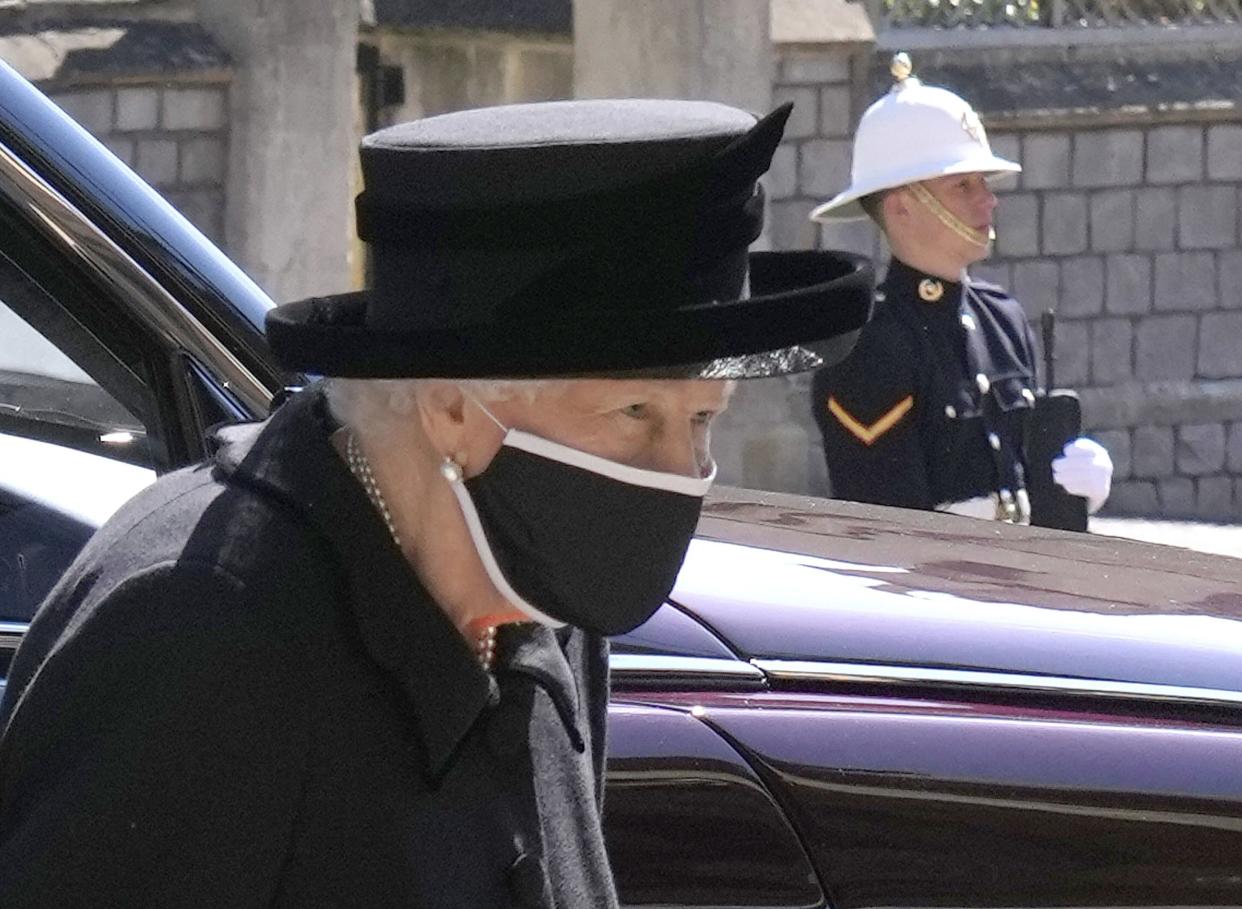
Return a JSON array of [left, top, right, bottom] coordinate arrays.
[[209, 386, 505, 781], [498, 625, 585, 753], [882, 258, 964, 313]]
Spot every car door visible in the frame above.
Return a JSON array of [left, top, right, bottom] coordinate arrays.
[[689, 683, 1242, 909], [609, 615, 1242, 909], [605, 606, 831, 908], [0, 120, 263, 670]]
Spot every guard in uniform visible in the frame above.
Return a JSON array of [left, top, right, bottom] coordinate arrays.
[[808, 55, 1113, 522]]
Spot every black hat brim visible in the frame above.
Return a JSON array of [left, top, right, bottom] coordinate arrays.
[[265, 250, 873, 380]]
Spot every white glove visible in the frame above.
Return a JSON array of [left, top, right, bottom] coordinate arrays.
[[1051, 437, 1113, 514]]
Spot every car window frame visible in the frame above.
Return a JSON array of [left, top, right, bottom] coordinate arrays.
[[0, 222, 160, 469], [0, 134, 269, 471], [0, 102, 278, 664]]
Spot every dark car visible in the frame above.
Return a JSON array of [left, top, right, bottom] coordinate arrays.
[[3, 59, 1242, 908]]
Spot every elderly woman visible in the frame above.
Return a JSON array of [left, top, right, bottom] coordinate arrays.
[[0, 99, 870, 906]]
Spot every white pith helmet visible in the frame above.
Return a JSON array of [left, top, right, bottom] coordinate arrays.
[[810, 53, 1021, 222]]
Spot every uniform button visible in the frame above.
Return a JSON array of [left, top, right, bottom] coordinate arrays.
[[988, 432, 1001, 451], [486, 703, 529, 760], [960, 313, 976, 331], [508, 852, 552, 907], [944, 404, 957, 419], [975, 373, 991, 394], [918, 278, 944, 302], [1022, 387, 1036, 405]]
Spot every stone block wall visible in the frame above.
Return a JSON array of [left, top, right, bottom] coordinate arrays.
[[6, 5, 361, 306], [45, 80, 229, 247], [571, 0, 807, 490], [974, 119, 1242, 520], [767, 48, 879, 260], [371, 29, 573, 124], [756, 43, 1242, 519], [711, 369, 833, 497], [711, 45, 874, 498]]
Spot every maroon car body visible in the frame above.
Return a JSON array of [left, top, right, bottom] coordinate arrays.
[[4, 58, 1242, 908], [608, 490, 1242, 907]]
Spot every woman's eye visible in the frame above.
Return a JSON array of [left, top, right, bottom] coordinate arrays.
[[620, 403, 647, 419]]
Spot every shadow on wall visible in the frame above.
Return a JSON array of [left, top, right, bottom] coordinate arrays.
[[712, 373, 830, 497]]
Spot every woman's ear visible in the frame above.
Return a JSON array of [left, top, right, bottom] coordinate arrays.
[[414, 381, 468, 459]]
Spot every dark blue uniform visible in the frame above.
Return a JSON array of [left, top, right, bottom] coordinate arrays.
[[812, 258, 1039, 515]]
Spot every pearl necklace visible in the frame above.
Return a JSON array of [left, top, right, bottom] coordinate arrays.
[[345, 432, 497, 672]]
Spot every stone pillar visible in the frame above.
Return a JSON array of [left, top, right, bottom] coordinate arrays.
[[574, 0, 836, 495], [194, 0, 359, 303], [573, 0, 774, 113]]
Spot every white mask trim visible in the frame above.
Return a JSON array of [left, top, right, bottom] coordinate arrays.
[[466, 392, 716, 496], [502, 428, 717, 497], [447, 476, 567, 628]]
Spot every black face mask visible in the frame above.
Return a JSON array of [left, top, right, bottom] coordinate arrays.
[[447, 428, 714, 636]]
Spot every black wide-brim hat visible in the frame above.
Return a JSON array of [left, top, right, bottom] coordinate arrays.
[[266, 99, 874, 379]]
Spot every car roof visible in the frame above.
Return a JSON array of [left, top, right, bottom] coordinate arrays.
[[673, 486, 1242, 697]]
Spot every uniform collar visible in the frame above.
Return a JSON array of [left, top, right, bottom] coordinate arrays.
[[209, 385, 499, 781], [882, 257, 964, 309]]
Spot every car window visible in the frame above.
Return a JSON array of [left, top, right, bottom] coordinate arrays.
[[0, 297, 144, 438], [0, 294, 155, 630], [0, 138, 263, 640]]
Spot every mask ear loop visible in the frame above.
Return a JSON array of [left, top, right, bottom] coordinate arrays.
[[439, 397, 565, 629], [906, 181, 992, 249], [466, 392, 511, 434]]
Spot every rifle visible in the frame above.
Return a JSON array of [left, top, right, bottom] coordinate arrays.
[[1025, 310, 1089, 531]]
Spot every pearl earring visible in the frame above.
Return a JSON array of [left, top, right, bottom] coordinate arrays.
[[440, 456, 463, 483]]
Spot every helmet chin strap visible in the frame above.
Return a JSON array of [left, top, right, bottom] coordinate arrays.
[[906, 181, 993, 249]]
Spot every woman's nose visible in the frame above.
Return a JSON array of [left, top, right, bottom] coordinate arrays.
[[650, 428, 710, 478]]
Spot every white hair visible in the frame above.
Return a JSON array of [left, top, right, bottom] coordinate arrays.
[[324, 377, 559, 434]]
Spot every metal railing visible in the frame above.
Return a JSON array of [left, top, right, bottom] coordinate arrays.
[[873, 0, 1242, 28]]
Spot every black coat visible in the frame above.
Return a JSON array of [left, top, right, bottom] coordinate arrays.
[[0, 387, 618, 908], [812, 258, 1039, 511]]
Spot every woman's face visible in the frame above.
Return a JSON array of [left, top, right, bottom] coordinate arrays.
[[466, 378, 734, 479]]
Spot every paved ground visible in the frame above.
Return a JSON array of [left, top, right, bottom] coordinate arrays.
[[1090, 516, 1242, 560]]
